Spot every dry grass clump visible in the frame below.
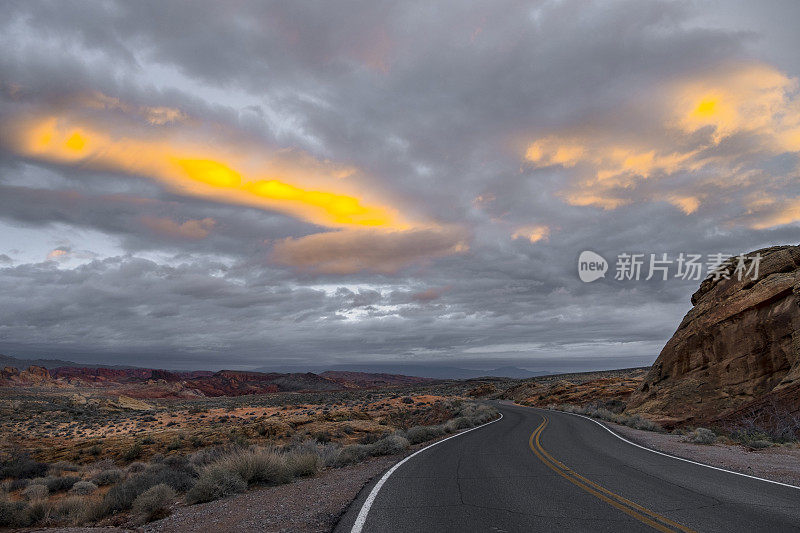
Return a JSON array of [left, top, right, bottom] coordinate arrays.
[[186, 446, 320, 504], [131, 483, 175, 523], [686, 427, 717, 444]]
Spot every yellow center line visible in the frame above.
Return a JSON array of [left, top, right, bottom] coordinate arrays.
[[529, 416, 697, 533]]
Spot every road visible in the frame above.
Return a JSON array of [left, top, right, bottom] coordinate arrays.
[[336, 402, 800, 532]]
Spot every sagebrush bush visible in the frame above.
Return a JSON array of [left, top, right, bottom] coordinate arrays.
[[0, 455, 48, 480], [22, 483, 48, 501], [46, 475, 81, 492], [0, 496, 31, 527], [406, 425, 445, 444], [70, 480, 98, 495], [285, 451, 320, 477], [92, 468, 123, 486], [186, 466, 247, 504], [51, 495, 88, 525], [101, 463, 196, 514], [687, 428, 716, 444], [331, 444, 370, 467], [367, 435, 409, 456], [132, 483, 175, 523]]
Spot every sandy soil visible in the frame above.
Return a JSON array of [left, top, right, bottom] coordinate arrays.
[[607, 422, 800, 487]]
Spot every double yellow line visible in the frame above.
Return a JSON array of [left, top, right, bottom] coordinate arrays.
[[529, 415, 696, 533]]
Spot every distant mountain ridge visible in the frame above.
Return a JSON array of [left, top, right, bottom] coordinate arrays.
[[0, 354, 435, 397]]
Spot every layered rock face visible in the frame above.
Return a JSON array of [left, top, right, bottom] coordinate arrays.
[[627, 245, 800, 425]]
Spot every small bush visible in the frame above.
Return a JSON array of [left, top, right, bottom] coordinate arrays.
[[46, 475, 81, 492], [93, 468, 124, 486], [132, 483, 175, 523], [51, 495, 88, 525], [0, 455, 48, 480], [368, 435, 409, 456], [331, 444, 370, 467], [22, 483, 48, 501], [406, 425, 445, 444], [686, 428, 716, 445], [126, 461, 147, 473], [70, 481, 98, 495], [285, 451, 320, 477], [123, 443, 143, 461], [8, 478, 29, 492], [0, 497, 30, 527], [186, 467, 247, 504]]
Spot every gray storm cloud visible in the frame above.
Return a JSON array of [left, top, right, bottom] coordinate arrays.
[[0, 0, 798, 370]]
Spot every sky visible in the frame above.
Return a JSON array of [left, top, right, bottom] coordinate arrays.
[[0, 0, 798, 372]]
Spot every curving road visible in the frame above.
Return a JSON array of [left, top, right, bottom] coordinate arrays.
[[336, 402, 800, 533]]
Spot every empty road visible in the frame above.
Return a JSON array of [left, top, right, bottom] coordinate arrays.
[[336, 402, 800, 532]]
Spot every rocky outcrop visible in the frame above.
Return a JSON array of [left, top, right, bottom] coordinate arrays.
[[627, 245, 800, 426]]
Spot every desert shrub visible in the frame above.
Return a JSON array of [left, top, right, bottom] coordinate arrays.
[[686, 428, 716, 444], [186, 467, 247, 504], [51, 495, 88, 525], [123, 443, 143, 461], [625, 415, 663, 432], [401, 397, 414, 404], [93, 468, 123, 486], [367, 435, 409, 456], [214, 450, 277, 485], [46, 475, 81, 492], [70, 481, 98, 495], [285, 451, 320, 477], [406, 425, 446, 444], [8, 478, 29, 492], [445, 416, 472, 432], [0, 497, 31, 527], [331, 444, 370, 467], [749, 440, 772, 449], [22, 483, 48, 501], [0, 454, 48, 479], [131, 483, 175, 523], [101, 463, 195, 514], [49, 461, 80, 474], [126, 461, 147, 473]]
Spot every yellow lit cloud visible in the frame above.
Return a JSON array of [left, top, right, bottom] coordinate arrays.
[[8, 114, 406, 229], [524, 62, 800, 228], [2, 97, 468, 273]]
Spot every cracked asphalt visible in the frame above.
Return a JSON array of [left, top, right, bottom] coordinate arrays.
[[335, 402, 800, 532]]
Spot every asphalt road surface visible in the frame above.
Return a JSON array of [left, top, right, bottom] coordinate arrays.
[[336, 402, 800, 533]]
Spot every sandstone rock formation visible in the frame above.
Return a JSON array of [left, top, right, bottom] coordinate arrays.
[[627, 245, 800, 426]]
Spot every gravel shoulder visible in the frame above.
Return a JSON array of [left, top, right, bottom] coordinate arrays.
[[604, 421, 800, 487]]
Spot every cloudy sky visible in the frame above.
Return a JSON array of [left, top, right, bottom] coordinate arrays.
[[0, 0, 798, 372]]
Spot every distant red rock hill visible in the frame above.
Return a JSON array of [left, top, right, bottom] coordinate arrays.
[[0, 363, 434, 398]]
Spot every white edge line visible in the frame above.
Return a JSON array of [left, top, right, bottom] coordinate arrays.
[[350, 412, 504, 533], [527, 404, 800, 491]]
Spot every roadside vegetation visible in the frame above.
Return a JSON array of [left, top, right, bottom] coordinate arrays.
[[0, 395, 496, 528], [545, 401, 798, 451], [544, 403, 665, 432]]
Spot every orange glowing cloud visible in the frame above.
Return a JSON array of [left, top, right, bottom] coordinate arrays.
[[2, 98, 468, 273], [524, 62, 800, 228], [511, 225, 550, 243], [7, 114, 407, 230]]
